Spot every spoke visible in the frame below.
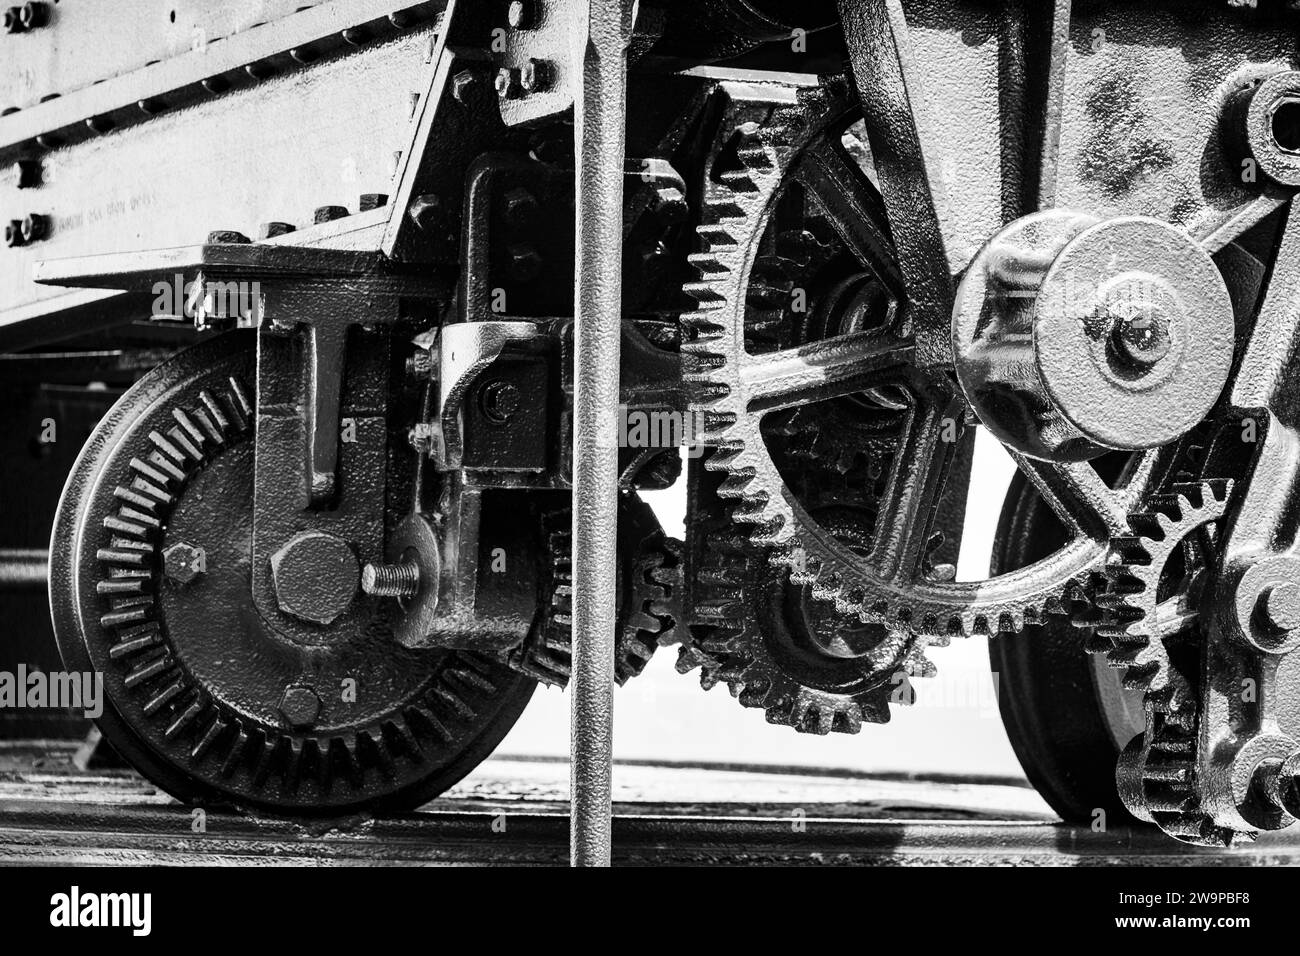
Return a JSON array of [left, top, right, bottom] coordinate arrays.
[[795, 140, 905, 298], [741, 331, 912, 415], [867, 389, 962, 584], [1013, 0, 1073, 213], [1010, 453, 1130, 539]]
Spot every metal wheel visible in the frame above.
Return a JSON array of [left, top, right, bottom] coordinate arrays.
[[50, 332, 537, 815], [990, 466, 1143, 825]]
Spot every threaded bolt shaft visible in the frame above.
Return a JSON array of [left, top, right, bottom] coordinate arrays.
[[362, 561, 420, 599]]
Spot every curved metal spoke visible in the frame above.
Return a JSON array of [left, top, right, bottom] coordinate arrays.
[[741, 330, 912, 414], [867, 388, 964, 584], [794, 139, 905, 299], [1009, 452, 1148, 540]]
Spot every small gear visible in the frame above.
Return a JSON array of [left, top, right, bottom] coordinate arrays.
[[682, 457, 925, 735], [1092, 478, 1245, 846], [1093, 480, 1232, 709], [508, 492, 682, 687]]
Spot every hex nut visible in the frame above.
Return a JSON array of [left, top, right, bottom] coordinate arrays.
[[278, 685, 320, 730], [269, 531, 360, 626], [163, 542, 206, 586]]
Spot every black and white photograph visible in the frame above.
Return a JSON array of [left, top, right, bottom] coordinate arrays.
[[0, 0, 1293, 932]]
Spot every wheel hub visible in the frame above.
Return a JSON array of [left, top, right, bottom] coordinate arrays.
[[953, 212, 1236, 462]]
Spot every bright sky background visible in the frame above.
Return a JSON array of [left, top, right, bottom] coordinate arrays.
[[497, 430, 1029, 778]]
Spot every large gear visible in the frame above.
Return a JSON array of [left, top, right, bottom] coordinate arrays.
[[680, 79, 1120, 665], [50, 333, 539, 814]]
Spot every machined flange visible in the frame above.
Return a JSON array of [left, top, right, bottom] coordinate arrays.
[[953, 212, 1236, 462]]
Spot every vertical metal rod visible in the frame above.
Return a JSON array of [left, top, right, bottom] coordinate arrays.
[[570, 0, 628, 867]]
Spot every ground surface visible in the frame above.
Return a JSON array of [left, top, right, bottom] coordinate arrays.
[[1, 741, 1296, 865]]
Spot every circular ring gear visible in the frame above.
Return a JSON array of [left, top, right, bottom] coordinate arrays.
[[680, 80, 1113, 641], [50, 332, 537, 814], [1096, 479, 1246, 845], [684, 464, 919, 735], [508, 492, 681, 687], [953, 212, 1235, 462], [1093, 479, 1232, 711]]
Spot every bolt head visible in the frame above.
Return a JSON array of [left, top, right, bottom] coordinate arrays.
[[3, 8, 23, 33], [20, 2, 48, 30], [258, 221, 296, 240], [269, 531, 360, 626], [13, 159, 39, 189], [278, 685, 321, 730], [1105, 298, 1172, 369], [163, 542, 206, 586], [20, 213, 47, 244], [652, 186, 689, 225], [506, 243, 543, 282], [408, 193, 441, 231], [519, 58, 551, 94], [314, 205, 350, 225], [479, 380, 521, 423], [451, 70, 477, 103], [495, 67, 520, 99], [502, 187, 539, 230], [4, 220, 22, 248], [206, 229, 250, 245]]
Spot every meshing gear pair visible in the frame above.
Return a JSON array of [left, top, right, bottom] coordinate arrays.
[[674, 77, 1274, 852]]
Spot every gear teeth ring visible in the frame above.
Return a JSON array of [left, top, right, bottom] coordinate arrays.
[[1092, 479, 1232, 710], [679, 79, 1109, 649]]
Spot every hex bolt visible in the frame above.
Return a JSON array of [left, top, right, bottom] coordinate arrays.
[[502, 187, 540, 230], [162, 542, 206, 586], [20, 213, 47, 244], [206, 229, 250, 244], [359, 193, 389, 212], [1257, 582, 1300, 632], [258, 221, 296, 239], [314, 205, 350, 224], [451, 69, 477, 104], [407, 193, 440, 231], [495, 66, 521, 100], [269, 531, 360, 626], [519, 58, 552, 95], [479, 380, 521, 423], [361, 561, 420, 599], [507, 243, 543, 282], [651, 185, 690, 226], [278, 685, 321, 730], [3, 7, 24, 33], [13, 159, 40, 189], [4, 220, 23, 248], [405, 349, 434, 379], [19, 1, 48, 30]]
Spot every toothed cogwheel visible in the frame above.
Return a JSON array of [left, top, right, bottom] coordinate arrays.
[[508, 492, 682, 687], [680, 78, 1112, 643]]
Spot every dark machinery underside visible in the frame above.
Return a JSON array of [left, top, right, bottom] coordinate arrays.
[[4, 0, 1300, 858]]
